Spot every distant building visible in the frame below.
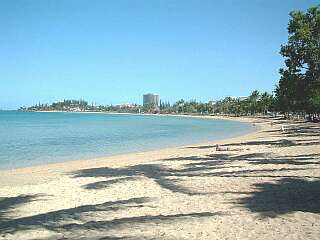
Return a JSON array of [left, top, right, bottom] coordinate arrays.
[[238, 96, 249, 101], [115, 103, 136, 108], [143, 93, 160, 107], [226, 96, 248, 101]]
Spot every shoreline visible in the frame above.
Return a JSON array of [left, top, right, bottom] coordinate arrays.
[[19, 109, 276, 122], [0, 116, 264, 188], [0, 115, 319, 239], [0, 114, 260, 174]]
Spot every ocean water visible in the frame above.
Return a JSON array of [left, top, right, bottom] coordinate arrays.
[[0, 111, 256, 169]]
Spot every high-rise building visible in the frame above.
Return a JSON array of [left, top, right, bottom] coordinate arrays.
[[143, 93, 160, 107]]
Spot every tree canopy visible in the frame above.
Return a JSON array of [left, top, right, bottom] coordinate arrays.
[[275, 6, 320, 116]]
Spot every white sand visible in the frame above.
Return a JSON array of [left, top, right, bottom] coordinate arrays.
[[0, 116, 319, 240]]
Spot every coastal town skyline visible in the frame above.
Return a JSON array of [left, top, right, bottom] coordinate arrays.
[[1, 0, 318, 110]]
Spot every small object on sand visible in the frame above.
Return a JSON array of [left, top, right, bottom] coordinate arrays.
[[215, 144, 249, 152], [216, 144, 222, 151], [281, 126, 285, 132], [215, 144, 229, 151]]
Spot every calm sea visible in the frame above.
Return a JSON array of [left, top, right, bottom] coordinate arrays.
[[0, 111, 256, 169]]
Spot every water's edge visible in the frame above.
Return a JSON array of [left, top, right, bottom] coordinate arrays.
[[0, 112, 258, 170]]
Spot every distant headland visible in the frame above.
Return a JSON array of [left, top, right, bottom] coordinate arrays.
[[18, 90, 276, 116]]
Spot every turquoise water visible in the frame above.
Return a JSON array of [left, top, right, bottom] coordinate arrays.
[[0, 111, 256, 169]]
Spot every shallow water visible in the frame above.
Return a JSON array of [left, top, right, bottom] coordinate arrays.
[[0, 111, 256, 169]]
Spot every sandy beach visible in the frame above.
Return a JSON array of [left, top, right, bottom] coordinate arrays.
[[0, 116, 319, 240]]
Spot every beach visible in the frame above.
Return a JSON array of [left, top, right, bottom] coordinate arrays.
[[0, 116, 319, 240]]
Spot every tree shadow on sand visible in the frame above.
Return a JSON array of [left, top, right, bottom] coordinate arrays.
[[84, 176, 139, 190], [223, 139, 320, 148], [0, 194, 46, 221], [95, 236, 194, 240], [187, 138, 320, 149], [186, 122, 320, 150], [72, 163, 217, 195], [0, 196, 220, 239], [73, 157, 299, 195], [264, 123, 320, 138], [70, 151, 319, 199], [230, 178, 320, 217], [0, 197, 150, 234], [164, 152, 319, 178]]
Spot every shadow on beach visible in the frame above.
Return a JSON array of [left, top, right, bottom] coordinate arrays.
[[72, 163, 211, 195], [0, 195, 219, 239], [186, 122, 320, 150], [229, 178, 320, 217], [0, 194, 46, 221], [1, 121, 319, 239], [2, 146, 318, 238]]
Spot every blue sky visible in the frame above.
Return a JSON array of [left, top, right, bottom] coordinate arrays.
[[0, 0, 318, 109]]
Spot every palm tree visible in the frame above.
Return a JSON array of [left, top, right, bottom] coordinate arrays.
[[249, 90, 260, 115], [259, 92, 273, 115]]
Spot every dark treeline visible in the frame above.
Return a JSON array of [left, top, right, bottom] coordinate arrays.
[[19, 99, 142, 113], [20, 92, 275, 116], [159, 90, 274, 116]]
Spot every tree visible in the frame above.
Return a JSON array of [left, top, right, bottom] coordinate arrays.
[[276, 6, 320, 117], [249, 90, 260, 115], [259, 92, 274, 114]]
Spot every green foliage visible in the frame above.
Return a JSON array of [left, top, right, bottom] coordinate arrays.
[[211, 91, 274, 116], [22, 92, 276, 116], [249, 90, 260, 115], [259, 92, 274, 114], [276, 6, 320, 114]]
